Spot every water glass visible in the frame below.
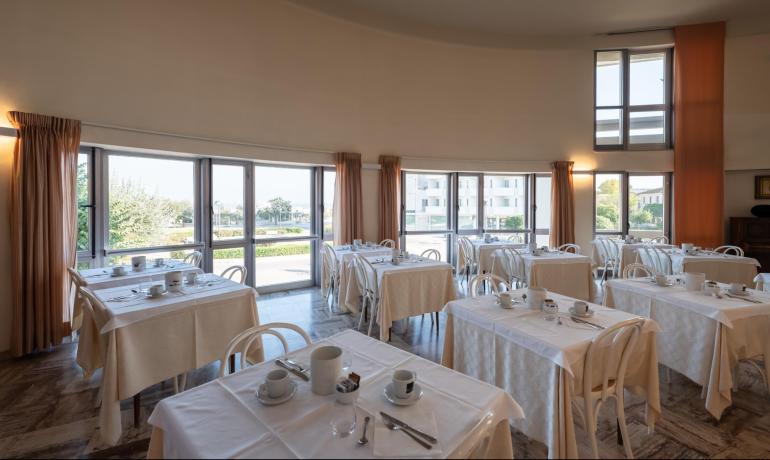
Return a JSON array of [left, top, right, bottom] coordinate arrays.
[[330, 401, 357, 438]]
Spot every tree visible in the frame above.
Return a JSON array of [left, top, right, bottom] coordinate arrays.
[[630, 210, 653, 226], [596, 204, 619, 228], [643, 203, 663, 220], [258, 197, 293, 224], [76, 162, 89, 250], [109, 180, 171, 249], [501, 215, 524, 230], [598, 179, 620, 196]]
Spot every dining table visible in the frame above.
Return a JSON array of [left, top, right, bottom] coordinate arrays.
[[338, 255, 457, 341], [76, 274, 260, 445], [146, 329, 525, 459], [442, 290, 661, 459], [466, 239, 527, 275], [72, 260, 202, 330], [604, 275, 770, 420], [665, 249, 760, 286], [489, 249, 596, 301], [322, 245, 393, 304], [591, 240, 675, 277]]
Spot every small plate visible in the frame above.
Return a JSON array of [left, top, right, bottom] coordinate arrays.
[[146, 291, 167, 299], [384, 383, 423, 406], [649, 280, 674, 287], [256, 381, 297, 406], [496, 300, 516, 309], [569, 307, 595, 318], [109, 273, 126, 278]]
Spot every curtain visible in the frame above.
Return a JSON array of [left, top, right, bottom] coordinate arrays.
[[8, 111, 81, 357], [673, 22, 725, 248], [333, 152, 364, 245], [550, 161, 575, 248], [378, 155, 400, 247]]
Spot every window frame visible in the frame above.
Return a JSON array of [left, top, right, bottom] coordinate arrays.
[[593, 48, 673, 151], [400, 171, 454, 261], [76, 147, 96, 267], [532, 173, 552, 245], [481, 173, 530, 241]]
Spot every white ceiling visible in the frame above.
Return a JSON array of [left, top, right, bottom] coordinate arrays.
[[288, 0, 770, 48]]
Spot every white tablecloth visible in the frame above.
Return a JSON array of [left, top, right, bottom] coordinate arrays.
[[324, 246, 393, 299], [490, 251, 595, 301], [604, 277, 770, 419], [468, 240, 527, 275], [76, 276, 260, 445], [442, 292, 661, 459], [73, 262, 201, 330], [147, 330, 524, 459], [339, 256, 457, 341], [665, 250, 760, 286], [755, 273, 770, 292]]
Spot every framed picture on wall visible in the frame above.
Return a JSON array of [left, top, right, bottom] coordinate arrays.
[[756, 176, 770, 199]]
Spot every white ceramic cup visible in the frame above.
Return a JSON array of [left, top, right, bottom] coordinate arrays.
[[311, 346, 343, 395], [681, 243, 694, 252], [573, 300, 589, 315], [131, 255, 147, 272], [154, 257, 165, 267], [684, 272, 706, 292], [526, 287, 547, 309], [147, 283, 165, 298], [392, 369, 417, 399], [165, 270, 183, 292], [655, 273, 669, 286], [185, 271, 198, 285], [112, 265, 126, 276], [729, 283, 746, 295], [499, 292, 513, 307], [261, 369, 290, 399]]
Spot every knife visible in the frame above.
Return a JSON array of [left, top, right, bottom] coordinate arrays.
[[275, 359, 310, 381], [380, 411, 438, 444], [570, 316, 606, 330], [724, 293, 764, 304]]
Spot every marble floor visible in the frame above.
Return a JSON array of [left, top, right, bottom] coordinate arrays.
[[1, 286, 770, 458]]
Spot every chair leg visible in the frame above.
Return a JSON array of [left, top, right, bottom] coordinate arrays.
[[435, 312, 440, 334], [585, 399, 599, 459], [133, 393, 141, 427], [616, 395, 634, 459], [357, 296, 368, 332], [368, 300, 378, 337]]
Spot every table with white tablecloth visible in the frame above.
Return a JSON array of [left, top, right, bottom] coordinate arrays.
[[76, 276, 260, 445], [442, 292, 661, 459], [665, 250, 760, 286], [147, 329, 524, 459], [339, 256, 457, 341], [490, 251, 596, 301], [322, 245, 392, 302], [468, 240, 526, 275], [73, 261, 202, 330], [591, 240, 675, 277], [604, 277, 770, 419]]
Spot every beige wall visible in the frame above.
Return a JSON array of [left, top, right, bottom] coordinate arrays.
[[0, 0, 767, 352]]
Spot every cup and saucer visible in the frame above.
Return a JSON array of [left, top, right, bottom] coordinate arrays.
[[728, 283, 749, 296], [651, 273, 673, 287], [496, 292, 515, 309], [110, 266, 127, 277], [384, 370, 423, 406], [257, 369, 297, 406], [569, 301, 594, 318], [145, 284, 167, 299]]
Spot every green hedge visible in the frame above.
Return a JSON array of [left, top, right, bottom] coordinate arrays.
[[209, 244, 311, 259]]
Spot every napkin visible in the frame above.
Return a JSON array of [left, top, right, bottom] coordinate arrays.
[[373, 410, 442, 458]]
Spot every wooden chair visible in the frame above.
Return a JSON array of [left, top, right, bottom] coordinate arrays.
[[220, 322, 311, 377]]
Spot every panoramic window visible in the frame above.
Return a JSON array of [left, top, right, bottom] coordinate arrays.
[[595, 173, 624, 234], [76, 151, 93, 268], [483, 175, 527, 240], [594, 172, 670, 239], [403, 173, 451, 259], [594, 48, 672, 150], [322, 169, 335, 241], [212, 164, 245, 241], [457, 175, 479, 232], [534, 175, 552, 246], [108, 155, 196, 249]]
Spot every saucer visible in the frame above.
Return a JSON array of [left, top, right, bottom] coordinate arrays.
[[110, 272, 126, 277], [146, 291, 167, 299], [728, 290, 750, 297], [256, 381, 297, 406], [384, 383, 423, 406], [649, 280, 674, 287], [496, 300, 515, 309], [569, 307, 594, 318]]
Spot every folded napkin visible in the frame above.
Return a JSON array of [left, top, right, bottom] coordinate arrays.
[[373, 410, 441, 458]]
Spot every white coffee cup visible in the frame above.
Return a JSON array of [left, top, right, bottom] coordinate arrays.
[[185, 271, 198, 285], [499, 292, 513, 307], [681, 243, 694, 252], [684, 272, 706, 292], [147, 283, 165, 298], [311, 346, 342, 395], [573, 300, 589, 315], [165, 270, 183, 292], [154, 257, 165, 267], [260, 369, 291, 399], [729, 283, 746, 295], [392, 369, 417, 399], [526, 287, 547, 309], [112, 265, 126, 276], [131, 255, 147, 272], [655, 273, 669, 286]]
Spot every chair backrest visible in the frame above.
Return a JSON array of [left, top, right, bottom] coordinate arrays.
[[582, 317, 644, 402], [351, 254, 377, 297], [469, 273, 511, 297], [714, 245, 744, 257], [457, 236, 475, 263], [493, 247, 524, 282], [220, 322, 312, 377], [321, 244, 339, 276], [650, 246, 673, 275], [183, 251, 203, 267], [67, 267, 85, 289], [651, 236, 669, 244], [420, 249, 441, 260], [556, 243, 582, 255], [622, 263, 654, 279], [221, 265, 247, 284], [78, 287, 111, 328], [379, 239, 396, 248]]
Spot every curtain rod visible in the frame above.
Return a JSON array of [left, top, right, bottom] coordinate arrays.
[[605, 27, 672, 36], [82, 121, 338, 155]]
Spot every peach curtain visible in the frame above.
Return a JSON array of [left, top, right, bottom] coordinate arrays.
[[378, 155, 400, 247], [8, 111, 81, 356], [549, 161, 575, 248], [673, 22, 725, 248], [333, 152, 364, 245]]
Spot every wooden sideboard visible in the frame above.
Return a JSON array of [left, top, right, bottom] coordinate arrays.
[[729, 217, 770, 270]]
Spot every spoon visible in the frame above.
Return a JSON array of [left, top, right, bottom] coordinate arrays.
[[358, 416, 370, 446], [383, 421, 432, 449]]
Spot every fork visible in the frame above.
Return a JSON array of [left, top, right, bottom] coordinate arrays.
[[383, 421, 432, 449]]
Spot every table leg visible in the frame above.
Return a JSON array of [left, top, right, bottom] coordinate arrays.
[[617, 419, 623, 445], [435, 312, 440, 334], [134, 393, 141, 427], [230, 354, 236, 374]]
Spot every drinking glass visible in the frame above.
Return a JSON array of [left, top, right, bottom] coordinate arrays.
[[330, 401, 357, 438], [341, 350, 353, 373]]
